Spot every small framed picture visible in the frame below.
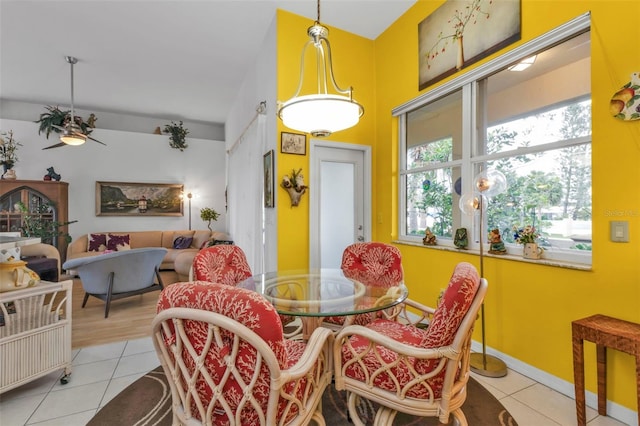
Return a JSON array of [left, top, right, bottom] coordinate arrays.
[[263, 150, 274, 208], [280, 132, 306, 155]]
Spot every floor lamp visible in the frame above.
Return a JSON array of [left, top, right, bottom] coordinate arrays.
[[183, 192, 193, 230], [459, 169, 508, 378]]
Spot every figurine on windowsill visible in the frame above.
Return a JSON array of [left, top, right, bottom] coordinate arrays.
[[488, 228, 507, 254], [454, 228, 468, 249], [423, 227, 437, 246]]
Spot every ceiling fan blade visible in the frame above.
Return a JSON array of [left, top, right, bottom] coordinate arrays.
[[42, 142, 67, 150], [85, 134, 106, 145]]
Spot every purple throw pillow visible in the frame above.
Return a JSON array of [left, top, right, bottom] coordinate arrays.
[[88, 233, 107, 252], [173, 236, 193, 250], [107, 234, 131, 251]]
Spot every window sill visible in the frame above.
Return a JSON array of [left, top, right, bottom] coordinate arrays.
[[393, 240, 592, 271]]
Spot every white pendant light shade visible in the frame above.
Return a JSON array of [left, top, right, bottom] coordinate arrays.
[[278, 94, 363, 137], [277, 0, 364, 137]]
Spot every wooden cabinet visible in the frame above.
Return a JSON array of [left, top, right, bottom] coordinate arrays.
[[0, 180, 70, 260]]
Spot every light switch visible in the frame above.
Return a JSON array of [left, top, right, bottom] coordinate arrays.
[[610, 220, 629, 242]]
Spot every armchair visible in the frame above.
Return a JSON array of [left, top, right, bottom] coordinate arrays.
[[152, 281, 333, 425], [192, 245, 299, 335], [325, 242, 404, 329], [333, 262, 487, 426], [62, 247, 167, 318], [191, 245, 252, 284]]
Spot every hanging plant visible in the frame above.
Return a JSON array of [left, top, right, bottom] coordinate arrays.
[[34, 105, 96, 138], [164, 120, 189, 151]]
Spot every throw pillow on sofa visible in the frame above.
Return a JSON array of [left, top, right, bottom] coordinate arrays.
[[88, 233, 108, 252], [173, 236, 193, 249], [107, 234, 131, 251]]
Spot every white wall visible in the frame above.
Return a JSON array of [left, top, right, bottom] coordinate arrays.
[[0, 118, 227, 241], [225, 13, 278, 272]]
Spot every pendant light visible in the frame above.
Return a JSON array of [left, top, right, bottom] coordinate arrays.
[[277, 0, 364, 137]]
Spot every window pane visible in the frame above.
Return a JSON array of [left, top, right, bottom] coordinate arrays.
[[405, 166, 459, 238], [406, 89, 462, 169], [486, 143, 592, 250]]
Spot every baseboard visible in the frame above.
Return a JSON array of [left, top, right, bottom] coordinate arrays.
[[471, 341, 638, 426]]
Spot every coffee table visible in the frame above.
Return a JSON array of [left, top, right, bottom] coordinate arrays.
[[237, 268, 408, 339]]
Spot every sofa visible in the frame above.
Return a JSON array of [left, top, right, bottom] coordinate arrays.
[[65, 230, 231, 282]]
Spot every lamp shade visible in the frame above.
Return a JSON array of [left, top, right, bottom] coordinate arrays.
[[60, 133, 86, 146], [474, 170, 507, 197], [278, 94, 363, 137], [459, 192, 487, 216]]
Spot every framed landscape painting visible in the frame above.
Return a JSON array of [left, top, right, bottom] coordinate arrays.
[[96, 181, 184, 216]]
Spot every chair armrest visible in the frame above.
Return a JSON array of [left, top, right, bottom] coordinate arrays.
[[282, 327, 334, 382], [334, 324, 458, 362], [382, 297, 436, 326]]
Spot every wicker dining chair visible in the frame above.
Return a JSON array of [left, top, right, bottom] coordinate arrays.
[[152, 281, 333, 425], [191, 244, 299, 336], [324, 242, 404, 330], [333, 262, 487, 426]]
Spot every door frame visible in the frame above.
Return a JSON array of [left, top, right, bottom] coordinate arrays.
[[309, 140, 372, 269]]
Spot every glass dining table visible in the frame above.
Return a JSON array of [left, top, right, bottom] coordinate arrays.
[[236, 268, 408, 339]]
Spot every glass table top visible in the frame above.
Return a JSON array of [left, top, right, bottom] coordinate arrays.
[[236, 268, 408, 317]]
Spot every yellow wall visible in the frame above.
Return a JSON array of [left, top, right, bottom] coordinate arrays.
[[276, 0, 640, 411], [374, 0, 640, 411], [276, 10, 376, 270]]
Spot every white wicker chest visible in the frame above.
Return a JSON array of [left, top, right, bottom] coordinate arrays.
[[0, 280, 73, 394]]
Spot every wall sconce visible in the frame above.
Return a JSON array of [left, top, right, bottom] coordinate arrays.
[[280, 168, 307, 207]]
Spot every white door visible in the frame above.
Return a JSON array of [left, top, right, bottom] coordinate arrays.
[[309, 141, 371, 269]]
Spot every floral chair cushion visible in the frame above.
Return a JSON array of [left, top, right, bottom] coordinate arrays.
[[340, 242, 403, 287], [326, 242, 404, 327], [157, 281, 313, 425], [340, 262, 480, 399], [192, 245, 252, 285]]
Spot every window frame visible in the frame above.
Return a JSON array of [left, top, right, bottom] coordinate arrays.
[[395, 13, 592, 266]]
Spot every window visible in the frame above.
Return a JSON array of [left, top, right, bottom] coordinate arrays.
[[397, 17, 591, 265]]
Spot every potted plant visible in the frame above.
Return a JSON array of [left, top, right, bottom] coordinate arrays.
[[200, 207, 219, 232], [0, 130, 22, 178], [164, 121, 189, 151], [15, 201, 77, 245], [513, 225, 543, 259], [34, 105, 97, 139]]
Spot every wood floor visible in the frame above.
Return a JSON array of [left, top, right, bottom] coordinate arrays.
[[68, 272, 175, 349]]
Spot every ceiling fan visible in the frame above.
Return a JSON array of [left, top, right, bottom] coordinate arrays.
[[43, 56, 106, 150]]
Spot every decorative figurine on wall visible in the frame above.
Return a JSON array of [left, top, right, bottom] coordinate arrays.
[[281, 168, 307, 207], [44, 167, 61, 181], [454, 227, 468, 249], [422, 227, 437, 245], [488, 228, 507, 254]]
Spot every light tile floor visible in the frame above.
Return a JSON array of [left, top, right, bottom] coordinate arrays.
[[0, 337, 630, 426]]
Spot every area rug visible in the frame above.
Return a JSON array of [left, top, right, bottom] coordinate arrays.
[[88, 366, 518, 425]]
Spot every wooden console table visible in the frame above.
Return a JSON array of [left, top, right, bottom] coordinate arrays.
[[571, 314, 640, 426]]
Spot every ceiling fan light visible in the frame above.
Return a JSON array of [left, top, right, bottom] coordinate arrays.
[[278, 94, 363, 137], [60, 133, 86, 146]]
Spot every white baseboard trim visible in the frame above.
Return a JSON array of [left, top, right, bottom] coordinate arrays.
[[471, 341, 638, 426]]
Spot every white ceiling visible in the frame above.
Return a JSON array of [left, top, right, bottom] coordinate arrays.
[[0, 0, 416, 126]]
